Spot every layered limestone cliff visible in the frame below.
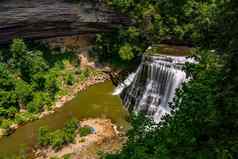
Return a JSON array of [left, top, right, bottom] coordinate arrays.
[[0, 0, 130, 43]]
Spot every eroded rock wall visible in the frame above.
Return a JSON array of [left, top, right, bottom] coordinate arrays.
[[0, 0, 130, 43]]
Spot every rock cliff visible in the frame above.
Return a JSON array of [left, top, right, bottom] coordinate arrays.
[[0, 0, 130, 43]]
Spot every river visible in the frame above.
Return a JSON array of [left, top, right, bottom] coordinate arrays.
[[0, 81, 129, 158]]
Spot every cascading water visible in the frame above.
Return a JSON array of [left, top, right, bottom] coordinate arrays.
[[114, 54, 193, 123], [112, 72, 137, 96]]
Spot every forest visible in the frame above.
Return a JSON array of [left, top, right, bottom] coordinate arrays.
[[0, 39, 91, 133], [98, 0, 238, 159], [0, 0, 237, 158]]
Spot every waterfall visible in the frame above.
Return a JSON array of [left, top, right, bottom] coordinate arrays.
[[112, 72, 137, 95], [114, 54, 193, 122]]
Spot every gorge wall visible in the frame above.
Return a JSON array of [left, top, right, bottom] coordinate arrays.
[[0, 0, 130, 43]]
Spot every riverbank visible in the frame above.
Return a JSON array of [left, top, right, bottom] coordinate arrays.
[[34, 118, 125, 159], [39, 71, 110, 118], [0, 70, 110, 139]]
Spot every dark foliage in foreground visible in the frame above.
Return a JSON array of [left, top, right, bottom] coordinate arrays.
[[103, 0, 238, 159]]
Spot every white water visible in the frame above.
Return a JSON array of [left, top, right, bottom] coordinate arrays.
[[114, 55, 192, 122], [112, 72, 136, 95]]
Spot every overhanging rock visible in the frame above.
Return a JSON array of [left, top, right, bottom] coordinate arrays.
[[0, 0, 131, 43]]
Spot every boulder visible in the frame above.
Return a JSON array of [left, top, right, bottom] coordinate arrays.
[[0, 128, 7, 137]]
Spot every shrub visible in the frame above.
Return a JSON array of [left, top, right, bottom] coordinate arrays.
[[37, 118, 79, 150], [63, 118, 79, 143], [79, 68, 91, 81], [118, 44, 135, 60], [64, 118, 79, 134], [50, 130, 66, 150], [6, 107, 18, 118], [26, 102, 39, 113], [15, 112, 37, 125], [44, 74, 60, 98], [26, 92, 51, 113], [79, 126, 92, 137], [0, 119, 12, 129], [65, 73, 76, 85], [38, 126, 50, 146]]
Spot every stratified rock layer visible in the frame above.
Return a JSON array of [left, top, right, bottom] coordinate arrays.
[[0, 0, 130, 43]]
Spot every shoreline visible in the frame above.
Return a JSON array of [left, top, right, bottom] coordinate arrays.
[[34, 118, 125, 159], [39, 72, 111, 118], [0, 71, 111, 139]]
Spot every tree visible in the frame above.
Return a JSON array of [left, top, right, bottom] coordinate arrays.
[[27, 92, 51, 113], [44, 73, 60, 98], [38, 126, 50, 146], [119, 44, 134, 60], [105, 50, 237, 159], [37, 118, 79, 150], [9, 39, 48, 82], [10, 39, 27, 63], [15, 80, 32, 108], [0, 38, 79, 131], [103, 0, 238, 159]]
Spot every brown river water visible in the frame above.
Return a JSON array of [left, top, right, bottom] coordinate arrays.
[[0, 81, 129, 158]]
